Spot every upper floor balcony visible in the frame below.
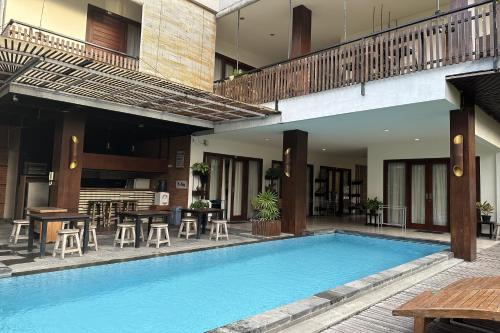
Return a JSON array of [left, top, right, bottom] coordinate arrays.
[[214, 1, 499, 105], [1, 19, 140, 71]]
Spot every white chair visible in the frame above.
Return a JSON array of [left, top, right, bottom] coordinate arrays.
[[146, 223, 171, 248], [9, 220, 29, 244], [52, 229, 82, 259], [209, 219, 229, 241], [178, 218, 197, 239], [78, 225, 98, 251], [114, 223, 136, 248]]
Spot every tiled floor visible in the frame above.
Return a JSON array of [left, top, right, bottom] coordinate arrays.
[[0, 215, 497, 275]]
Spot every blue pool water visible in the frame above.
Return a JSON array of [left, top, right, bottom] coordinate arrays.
[[0, 233, 446, 333]]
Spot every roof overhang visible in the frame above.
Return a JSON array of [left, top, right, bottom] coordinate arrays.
[[0, 36, 278, 129], [447, 69, 500, 123]]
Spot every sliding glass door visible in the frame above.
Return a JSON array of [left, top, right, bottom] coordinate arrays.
[[205, 153, 262, 222]]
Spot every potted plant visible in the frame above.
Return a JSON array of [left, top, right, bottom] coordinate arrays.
[[251, 190, 281, 237], [191, 162, 210, 185], [476, 201, 495, 223], [365, 197, 383, 215], [264, 167, 281, 193], [190, 200, 209, 209]]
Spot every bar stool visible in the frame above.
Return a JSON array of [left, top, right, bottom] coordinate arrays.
[[114, 223, 136, 248], [78, 225, 98, 251], [178, 218, 197, 239], [107, 200, 121, 226], [52, 229, 82, 259], [146, 223, 170, 248], [209, 220, 229, 241], [88, 200, 106, 227], [9, 220, 29, 244]]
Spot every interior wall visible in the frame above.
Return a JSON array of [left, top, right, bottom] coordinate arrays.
[[3, 127, 20, 219], [4, 0, 142, 40], [189, 134, 367, 206]]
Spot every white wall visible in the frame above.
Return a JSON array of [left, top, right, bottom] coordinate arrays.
[[367, 137, 499, 222], [189, 135, 366, 206]]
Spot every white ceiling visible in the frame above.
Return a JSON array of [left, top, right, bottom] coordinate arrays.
[[211, 101, 453, 156], [216, 0, 451, 67]]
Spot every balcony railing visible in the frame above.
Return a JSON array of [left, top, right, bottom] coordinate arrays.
[[2, 20, 139, 71], [214, 1, 499, 104]]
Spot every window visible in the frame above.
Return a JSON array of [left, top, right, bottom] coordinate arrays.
[[214, 53, 254, 81], [86, 5, 141, 57]]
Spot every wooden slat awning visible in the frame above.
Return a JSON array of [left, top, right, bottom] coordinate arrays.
[[0, 36, 278, 127], [447, 70, 500, 123]]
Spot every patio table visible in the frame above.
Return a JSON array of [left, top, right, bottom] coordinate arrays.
[[181, 208, 224, 239], [28, 212, 91, 258], [118, 210, 170, 248]]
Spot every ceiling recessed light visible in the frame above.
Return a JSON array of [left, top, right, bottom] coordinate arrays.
[[383, 129, 389, 132], [321, 148, 327, 151], [414, 138, 420, 141], [264, 138, 271, 141]]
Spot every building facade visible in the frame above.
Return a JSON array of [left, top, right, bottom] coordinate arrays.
[[0, 0, 498, 261]]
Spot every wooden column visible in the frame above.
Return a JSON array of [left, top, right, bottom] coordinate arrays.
[[50, 112, 86, 212], [281, 130, 308, 235], [449, 95, 476, 262], [291, 5, 312, 58]]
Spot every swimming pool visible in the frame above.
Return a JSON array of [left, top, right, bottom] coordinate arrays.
[[0, 233, 446, 333]]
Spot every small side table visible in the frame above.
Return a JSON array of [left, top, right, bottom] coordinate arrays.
[[477, 221, 494, 239], [366, 212, 381, 226]]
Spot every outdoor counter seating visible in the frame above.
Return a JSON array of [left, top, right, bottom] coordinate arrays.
[[117, 210, 170, 248], [181, 208, 224, 239], [28, 212, 91, 258]]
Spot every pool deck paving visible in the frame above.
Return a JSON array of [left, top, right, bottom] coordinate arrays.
[[0, 222, 290, 276]]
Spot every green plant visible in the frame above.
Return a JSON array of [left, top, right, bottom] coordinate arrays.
[[265, 167, 281, 193], [229, 68, 245, 79], [365, 197, 383, 213], [252, 190, 280, 222], [191, 162, 210, 175], [476, 201, 495, 216], [190, 200, 209, 209]]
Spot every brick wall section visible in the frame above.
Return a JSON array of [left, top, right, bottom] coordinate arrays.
[[0, 127, 9, 217], [166, 136, 191, 208], [140, 0, 216, 91]]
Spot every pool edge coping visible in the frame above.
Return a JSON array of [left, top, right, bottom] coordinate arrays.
[[206, 232, 452, 333], [4, 232, 298, 277]]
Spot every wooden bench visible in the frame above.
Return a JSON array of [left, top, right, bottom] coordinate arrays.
[[393, 277, 500, 333]]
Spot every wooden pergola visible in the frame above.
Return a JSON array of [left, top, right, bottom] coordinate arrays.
[[0, 34, 278, 128]]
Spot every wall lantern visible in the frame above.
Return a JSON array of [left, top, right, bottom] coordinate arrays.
[[451, 134, 463, 177], [69, 135, 79, 170], [284, 148, 292, 178]]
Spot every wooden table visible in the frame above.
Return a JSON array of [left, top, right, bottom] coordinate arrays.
[[27, 207, 68, 242], [28, 213, 91, 258], [118, 210, 171, 248], [181, 208, 224, 239]]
